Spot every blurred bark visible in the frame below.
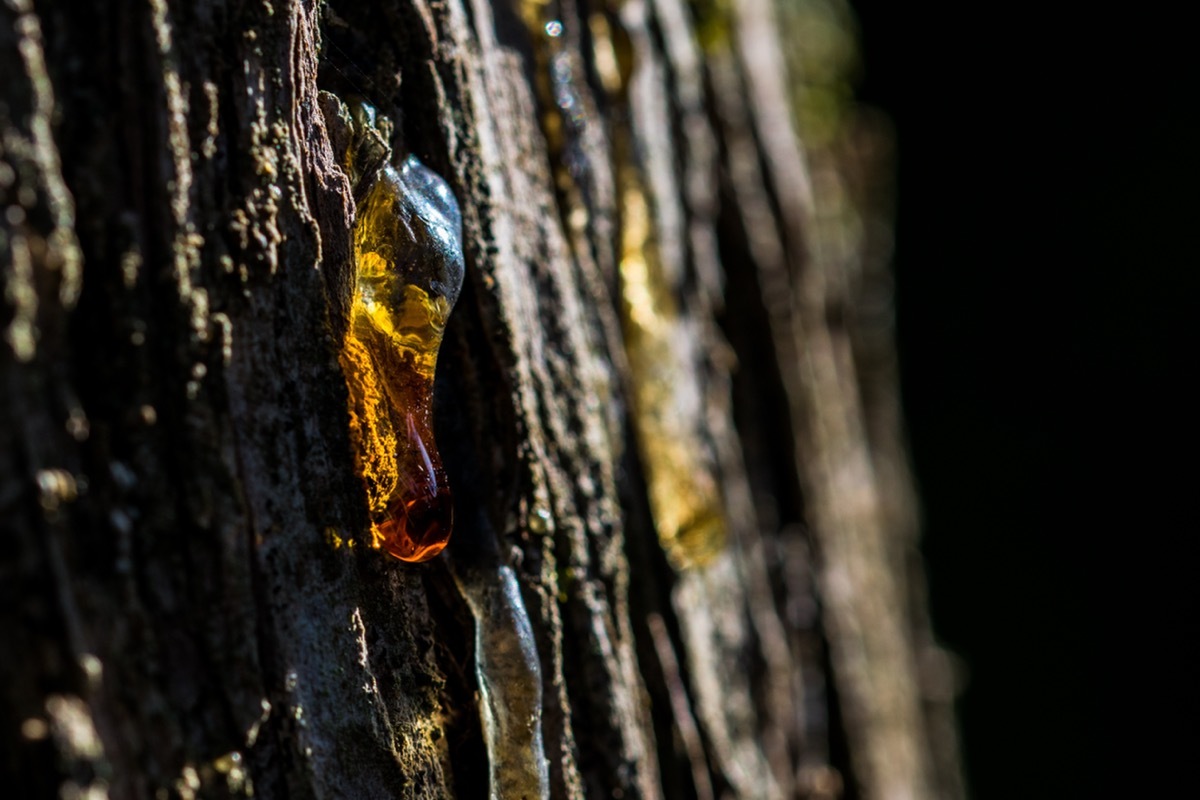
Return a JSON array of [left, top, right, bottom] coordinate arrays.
[[1, 0, 963, 799]]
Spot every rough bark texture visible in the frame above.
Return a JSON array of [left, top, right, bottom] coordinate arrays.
[[1, 1, 962, 799]]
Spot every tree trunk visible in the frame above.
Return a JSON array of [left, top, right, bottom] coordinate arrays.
[[1, 1, 962, 798]]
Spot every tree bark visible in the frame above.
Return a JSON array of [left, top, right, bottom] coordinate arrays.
[[1, 1, 962, 799]]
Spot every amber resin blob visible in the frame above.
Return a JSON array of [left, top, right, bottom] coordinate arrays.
[[337, 100, 465, 563]]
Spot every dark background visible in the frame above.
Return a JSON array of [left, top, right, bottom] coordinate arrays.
[[847, 4, 1196, 797]]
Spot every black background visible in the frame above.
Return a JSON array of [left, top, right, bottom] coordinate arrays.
[[847, 3, 1196, 797]]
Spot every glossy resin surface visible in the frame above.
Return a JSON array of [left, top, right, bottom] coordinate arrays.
[[339, 103, 464, 562]]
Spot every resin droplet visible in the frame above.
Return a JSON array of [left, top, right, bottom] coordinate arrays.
[[373, 414, 455, 562], [337, 101, 465, 563]]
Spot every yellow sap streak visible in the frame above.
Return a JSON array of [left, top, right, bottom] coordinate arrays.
[[515, 4, 726, 568], [618, 170, 727, 569], [587, 12, 627, 98]]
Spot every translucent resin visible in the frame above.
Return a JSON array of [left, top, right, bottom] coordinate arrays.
[[338, 102, 465, 563]]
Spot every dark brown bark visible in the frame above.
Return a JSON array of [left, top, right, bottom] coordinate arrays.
[[2, 0, 961, 798]]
